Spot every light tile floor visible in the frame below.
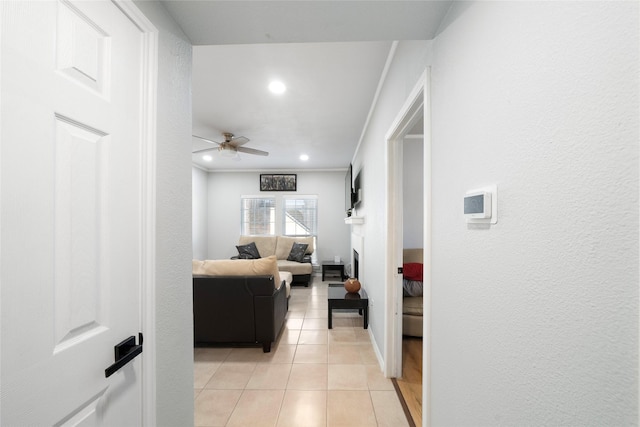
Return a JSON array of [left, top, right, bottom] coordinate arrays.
[[194, 279, 409, 427]]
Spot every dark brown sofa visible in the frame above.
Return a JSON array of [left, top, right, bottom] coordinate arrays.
[[193, 274, 287, 352]]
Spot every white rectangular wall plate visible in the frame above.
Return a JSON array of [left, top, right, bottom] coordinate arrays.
[[465, 185, 498, 224]]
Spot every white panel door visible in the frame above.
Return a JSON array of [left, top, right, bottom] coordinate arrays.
[[1, 1, 149, 425]]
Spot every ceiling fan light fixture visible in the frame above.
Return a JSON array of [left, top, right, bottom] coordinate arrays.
[[219, 146, 238, 158], [268, 80, 286, 95]]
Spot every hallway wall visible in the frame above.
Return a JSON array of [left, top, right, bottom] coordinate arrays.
[[429, 2, 638, 424]]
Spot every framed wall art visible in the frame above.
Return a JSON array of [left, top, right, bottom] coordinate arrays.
[[260, 174, 297, 191]]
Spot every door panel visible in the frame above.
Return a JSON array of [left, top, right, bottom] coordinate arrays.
[[53, 116, 109, 352], [1, 1, 146, 424]]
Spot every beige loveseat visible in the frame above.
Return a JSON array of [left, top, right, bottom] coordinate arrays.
[[237, 235, 314, 286]]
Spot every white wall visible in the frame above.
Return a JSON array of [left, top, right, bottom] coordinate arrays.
[[403, 137, 424, 248], [351, 40, 432, 354], [134, 2, 194, 425], [205, 171, 350, 264], [192, 167, 208, 260], [428, 2, 638, 425]]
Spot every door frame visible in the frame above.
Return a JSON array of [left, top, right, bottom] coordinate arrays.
[[111, 2, 159, 425], [384, 68, 431, 427]]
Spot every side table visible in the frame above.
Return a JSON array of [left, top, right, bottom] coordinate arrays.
[[327, 283, 368, 329], [322, 261, 345, 281]]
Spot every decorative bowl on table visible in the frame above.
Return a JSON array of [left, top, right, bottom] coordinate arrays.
[[344, 277, 361, 293]]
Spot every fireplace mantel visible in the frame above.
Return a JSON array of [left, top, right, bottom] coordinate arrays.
[[344, 216, 364, 225]]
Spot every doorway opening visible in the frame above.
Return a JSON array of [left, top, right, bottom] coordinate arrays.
[[385, 69, 430, 427]]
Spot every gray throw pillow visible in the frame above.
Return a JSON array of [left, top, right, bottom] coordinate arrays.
[[236, 242, 261, 259], [287, 242, 308, 262]]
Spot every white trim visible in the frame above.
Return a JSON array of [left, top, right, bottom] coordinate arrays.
[[384, 70, 426, 376], [111, 2, 158, 426], [384, 68, 431, 427], [369, 328, 385, 370], [352, 41, 399, 164], [0, 2, 3, 423], [344, 216, 364, 225], [423, 68, 432, 427], [192, 163, 209, 173], [205, 168, 349, 173]]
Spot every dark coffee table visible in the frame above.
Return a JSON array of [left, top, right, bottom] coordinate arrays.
[[327, 283, 368, 329]]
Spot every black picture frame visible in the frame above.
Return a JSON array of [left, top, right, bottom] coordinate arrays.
[[260, 174, 297, 191]]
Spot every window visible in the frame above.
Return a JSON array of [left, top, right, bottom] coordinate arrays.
[[241, 197, 275, 235], [283, 197, 317, 237]]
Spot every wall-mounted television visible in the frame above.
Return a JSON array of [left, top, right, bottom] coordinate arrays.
[[353, 169, 362, 207], [345, 164, 354, 214]]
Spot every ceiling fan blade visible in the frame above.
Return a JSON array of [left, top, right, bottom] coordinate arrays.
[[192, 134, 222, 145], [192, 147, 219, 154], [228, 136, 250, 147], [236, 146, 269, 156]]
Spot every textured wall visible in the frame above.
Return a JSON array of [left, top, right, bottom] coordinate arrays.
[[192, 167, 208, 260], [134, 2, 194, 426], [430, 2, 638, 425], [403, 138, 424, 249]]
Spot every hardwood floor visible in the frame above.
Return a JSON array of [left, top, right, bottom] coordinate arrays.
[[395, 336, 423, 427]]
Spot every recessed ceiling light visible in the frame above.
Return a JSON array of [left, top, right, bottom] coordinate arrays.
[[300, 154, 309, 161], [202, 155, 213, 162], [268, 80, 286, 95]]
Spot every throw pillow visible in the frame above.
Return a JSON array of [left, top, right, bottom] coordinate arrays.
[[236, 242, 261, 259], [402, 263, 423, 282], [287, 242, 308, 262]]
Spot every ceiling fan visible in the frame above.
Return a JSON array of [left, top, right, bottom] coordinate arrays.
[[192, 132, 269, 158]]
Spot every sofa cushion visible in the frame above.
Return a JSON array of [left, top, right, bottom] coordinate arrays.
[[275, 236, 314, 260], [236, 242, 261, 259], [277, 259, 313, 275], [287, 242, 308, 262], [197, 256, 281, 288], [403, 296, 423, 316], [192, 259, 206, 275], [238, 235, 277, 258]]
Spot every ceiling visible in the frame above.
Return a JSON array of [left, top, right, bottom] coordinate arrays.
[[161, 1, 452, 171]]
